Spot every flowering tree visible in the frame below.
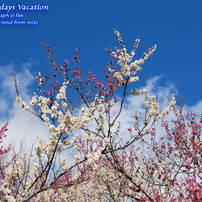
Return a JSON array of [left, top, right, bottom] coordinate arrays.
[[0, 29, 201, 201], [0, 122, 12, 200]]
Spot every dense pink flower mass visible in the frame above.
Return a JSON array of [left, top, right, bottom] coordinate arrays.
[[0, 30, 201, 201]]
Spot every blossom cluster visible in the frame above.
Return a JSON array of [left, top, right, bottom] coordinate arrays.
[[144, 93, 176, 120], [111, 29, 157, 86]]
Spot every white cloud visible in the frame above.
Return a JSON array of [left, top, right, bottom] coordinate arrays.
[[188, 100, 202, 116], [0, 63, 49, 152], [0, 99, 8, 113]]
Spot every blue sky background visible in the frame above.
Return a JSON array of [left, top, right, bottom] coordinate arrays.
[[1, 0, 202, 106]]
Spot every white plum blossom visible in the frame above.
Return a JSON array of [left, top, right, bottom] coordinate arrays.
[[61, 157, 66, 166]]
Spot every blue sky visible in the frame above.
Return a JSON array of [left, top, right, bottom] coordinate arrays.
[[1, 0, 202, 105], [0, 0, 202, 104], [0, 1, 202, 147]]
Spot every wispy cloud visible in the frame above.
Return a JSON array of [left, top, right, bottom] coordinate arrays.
[[0, 63, 49, 151]]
